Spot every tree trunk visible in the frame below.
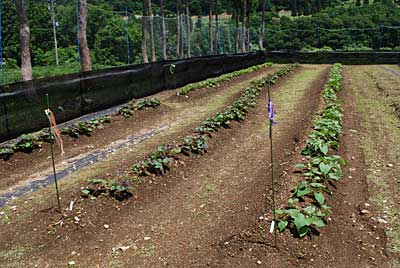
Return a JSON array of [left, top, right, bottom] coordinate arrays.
[[247, 11, 250, 51], [160, 0, 167, 60], [185, 0, 191, 58], [180, 13, 184, 58], [142, 0, 149, 63], [259, 0, 265, 50], [15, 0, 32, 81], [149, 0, 156, 62], [78, 0, 91, 71], [242, 0, 247, 53], [208, 1, 214, 54], [235, 10, 239, 53], [50, 0, 59, 65], [214, 3, 219, 54], [176, 0, 181, 58]]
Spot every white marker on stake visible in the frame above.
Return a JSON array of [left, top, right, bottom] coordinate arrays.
[[270, 220, 275, 234]]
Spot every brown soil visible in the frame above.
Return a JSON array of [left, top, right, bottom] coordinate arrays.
[[0, 65, 325, 267], [0, 65, 280, 194], [2, 65, 395, 268]]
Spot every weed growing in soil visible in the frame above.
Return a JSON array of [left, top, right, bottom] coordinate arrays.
[[178, 62, 273, 95], [277, 63, 345, 238]]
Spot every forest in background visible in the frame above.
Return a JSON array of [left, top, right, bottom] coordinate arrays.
[[0, 0, 399, 84]]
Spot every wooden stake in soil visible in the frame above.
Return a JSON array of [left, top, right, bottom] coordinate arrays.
[[267, 80, 277, 247], [45, 94, 61, 212]]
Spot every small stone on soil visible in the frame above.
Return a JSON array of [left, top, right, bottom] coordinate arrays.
[[378, 218, 388, 224], [360, 209, 370, 215], [104, 224, 110, 229]]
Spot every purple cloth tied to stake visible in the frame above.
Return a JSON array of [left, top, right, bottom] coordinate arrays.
[[268, 99, 278, 125]]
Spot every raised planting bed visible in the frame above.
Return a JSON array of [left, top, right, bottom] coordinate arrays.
[[276, 63, 345, 237]]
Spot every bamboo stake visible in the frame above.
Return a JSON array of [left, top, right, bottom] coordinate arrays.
[[267, 80, 277, 247], [46, 94, 61, 212]]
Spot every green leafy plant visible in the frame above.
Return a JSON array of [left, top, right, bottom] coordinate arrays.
[[276, 205, 328, 237], [181, 135, 208, 155], [61, 116, 111, 138], [278, 63, 345, 238], [132, 145, 180, 176], [0, 147, 14, 160], [82, 178, 133, 201], [119, 98, 161, 118], [13, 134, 42, 153]]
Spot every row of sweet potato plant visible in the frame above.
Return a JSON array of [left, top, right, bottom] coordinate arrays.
[[81, 64, 299, 201], [276, 63, 345, 238], [0, 98, 160, 160], [178, 62, 273, 95]]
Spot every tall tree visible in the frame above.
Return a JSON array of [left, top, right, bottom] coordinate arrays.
[[208, 1, 214, 54], [176, 0, 182, 58], [259, 0, 265, 50], [185, 0, 191, 57], [214, 0, 219, 54], [78, 0, 91, 71], [234, 9, 240, 53], [149, 0, 156, 62], [50, 0, 59, 66], [160, 0, 167, 60], [142, 0, 149, 63], [15, 0, 32, 81], [242, 0, 247, 52]]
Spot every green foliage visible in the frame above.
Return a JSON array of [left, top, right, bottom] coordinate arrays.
[[276, 205, 328, 237], [182, 135, 208, 155], [0, 147, 14, 160], [81, 178, 133, 201], [61, 116, 111, 138], [264, 2, 400, 50], [178, 62, 273, 95], [13, 134, 42, 153], [118, 98, 161, 118], [277, 63, 345, 238], [132, 145, 180, 177]]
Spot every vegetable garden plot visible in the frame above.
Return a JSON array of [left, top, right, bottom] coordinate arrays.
[[0, 63, 279, 203], [0, 64, 394, 268]]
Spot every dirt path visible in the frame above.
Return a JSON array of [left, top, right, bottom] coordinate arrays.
[[0, 65, 281, 202], [342, 65, 400, 267], [0, 65, 328, 267]]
